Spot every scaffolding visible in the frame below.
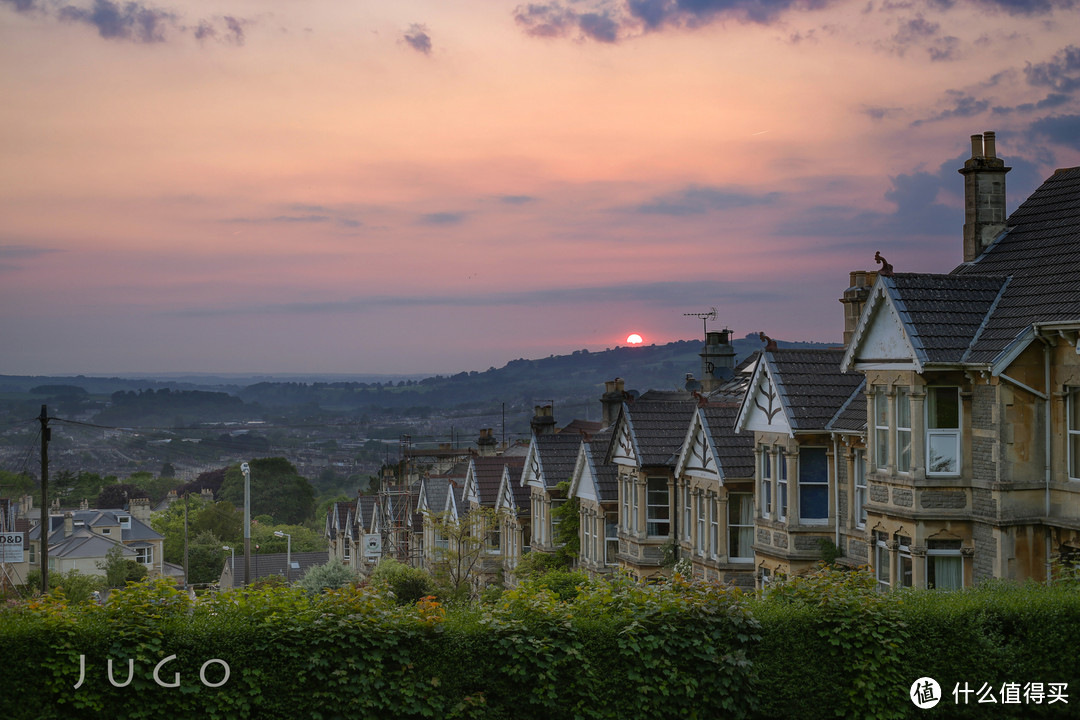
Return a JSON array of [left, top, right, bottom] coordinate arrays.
[[376, 435, 417, 566]]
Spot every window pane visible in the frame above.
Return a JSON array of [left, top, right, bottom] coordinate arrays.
[[929, 556, 962, 589], [646, 478, 669, 536], [929, 387, 959, 429], [1070, 389, 1080, 431], [799, 448, 829, 520], [928, 432, 959, 474]]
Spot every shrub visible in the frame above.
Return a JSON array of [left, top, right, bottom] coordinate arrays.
[[296, 555, 356, 593], [370, 557, 435, 605]]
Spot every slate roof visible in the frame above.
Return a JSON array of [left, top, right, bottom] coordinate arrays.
[[532, 432, 583, 489], [706, 352, 759, 403], [421, 477, 453, 517], [470, 456, 525, 506], [221, 550, 329, 585], [929, 165, 1080, 364], [700, 404, 755, 479], [584, 428, 618, 502], [826, 380, 868, 433], [767, 349, 865, 432], [559, 419, 604, 437], [29, 510, 162, 543], [355, 495, 377, 532], [883, 273, 1009, 363], [620, 394, 698, 466], [501, 468, 533, 513], [49, 529, 135, 560]]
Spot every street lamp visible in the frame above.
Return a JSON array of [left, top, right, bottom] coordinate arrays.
[[222, 545, 235, 587], [240, 462, 251, 586], [274, 530, 292, 583]]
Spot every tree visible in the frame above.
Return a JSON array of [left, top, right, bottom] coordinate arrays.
[[297, 556, 356, 594], [188, 530, 229, 585], [370, 557, 434, 605], [96, 483, 149, 509], [429, 507, 496, 603], [218, 458, 316, 524]]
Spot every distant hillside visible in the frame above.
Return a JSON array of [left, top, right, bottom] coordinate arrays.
[[0, 334, 834, 422]]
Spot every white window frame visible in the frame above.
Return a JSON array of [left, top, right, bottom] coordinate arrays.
[[896, 386, 912, 474], [896, 534, 912, 588], [1068, 388, 1080, 481], [136, 546, 152, 565], [728, 493, 754, 562], [760, 446, 772, 519], [926, 386, 961, 477], [854, 450, 867, 529], [927, 539, 965, 590], [631, 478, 640, 535], [777, 449, 787, 522], [874, 531, 890, 591], [604, 511, 618, 567], [874, 387, 889, 471], [798, 447, 829, 525], [709, 495, 719, 558], [645, 477, 669, 538], [682, 484, 692, 541], [695, 493, 706, 555]]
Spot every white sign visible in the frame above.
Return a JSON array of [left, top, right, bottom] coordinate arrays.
[[0, 532, 25, 563], [363, 533, 382, 558]]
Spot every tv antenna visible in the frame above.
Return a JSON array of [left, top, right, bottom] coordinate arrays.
[[683, 307, 717, 338]]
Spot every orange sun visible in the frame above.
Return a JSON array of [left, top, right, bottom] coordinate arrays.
[[626, 333, 643, 345]]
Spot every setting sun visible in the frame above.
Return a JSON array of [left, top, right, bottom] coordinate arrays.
[[626, 333, 643, 345]]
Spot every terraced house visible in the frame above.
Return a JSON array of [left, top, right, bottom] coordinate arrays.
[[840, 133, 1080, 587]]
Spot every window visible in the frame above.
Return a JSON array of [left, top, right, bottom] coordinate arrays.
[[874, 531, 890, 591], [927, 539, 964, 590], [486, 526, 500, 554], [927, 387, 961, 475], [631, 479, 640, 535], [343, 540, 350, 561], [695, 495, 706, 554], [1069, 388, 1080, 481], [645, 477, 669, 537], [682, 484, 692, 541], [896, 534, 912, 588], [896, 387, 911, 473], [874, 388, 889, 470], [709, 495, 719, 558], [605, 512, 618, 566], [760, 447, 772, 519], [799, 447, 829, 523], [118, 515, 131, 531], [135, 546, 152, 565], [854, 450, 867, 528], [581, 514, 592, 562], [551, 498, 565, 545], [621, 480, 630, 533], [777, 449, 787, 522], [29, 543, 35, 563], [728, 493, 753, 562], [101, 528, 111, 535]]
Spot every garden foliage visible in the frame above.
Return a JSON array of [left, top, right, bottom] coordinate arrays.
[[2, 568, 1079, 719]]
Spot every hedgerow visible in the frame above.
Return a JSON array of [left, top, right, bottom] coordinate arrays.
[[3, 569, 1079, 719]]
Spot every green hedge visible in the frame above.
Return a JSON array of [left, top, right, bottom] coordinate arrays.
[[2, 570, 1078, 719]]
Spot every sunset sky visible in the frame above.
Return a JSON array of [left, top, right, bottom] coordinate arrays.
[[2, 0, 1079, 376]]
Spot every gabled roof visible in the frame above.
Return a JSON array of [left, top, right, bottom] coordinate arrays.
[[49, 528, 135, 560], [522, 432, 584, 490], [844, 166, 1080, 372], [495, 463, 531, 516], [355, 495, 377, 533], [826, 379, 868, 433], [568, 427, 617, 504], [607, 394, 697, 468], [29, 510, 163, 543], [675, 404, 754, 483], [737, 348, 863, 435], [465, 456, 525, 506]]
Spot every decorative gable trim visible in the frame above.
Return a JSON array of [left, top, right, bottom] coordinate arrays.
[[568, 441, 599, 503], [735, 355, 794, 437], [462, 459, 480, 505], [609, 403, 641, 468], [521, 438, 545, 489], [841, 279, 923, 373], [675, 408, 722, 483]]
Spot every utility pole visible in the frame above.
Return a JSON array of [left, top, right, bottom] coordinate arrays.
[[38, 405, 50, 594], [241, 462, 251, 586], [183, 492, 189, 588]]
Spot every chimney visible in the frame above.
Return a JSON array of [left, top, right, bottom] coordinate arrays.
[[129, 497, 151, 524], [959, 131, 1010, 262], [700, 328, 736, 393], [530, 405, 556, 436], [600, 378, 626, 429], [476, 428, 498, 456], [840, 270, 878, 346], [64, 512, 74, 538]]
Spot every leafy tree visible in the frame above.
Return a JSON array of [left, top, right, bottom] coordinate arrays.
[[160, 462, 176, 478], [429, 507, 497, 603], [23, 569, 103, 603], [95, 483, 149, 509], [188, 530, 230, 585], [250, 523, 325, 553], [370, 557, 434, 605], [0, 470, 36, 500], [219, 458, 316, 524], [297, 556, 356, 594]]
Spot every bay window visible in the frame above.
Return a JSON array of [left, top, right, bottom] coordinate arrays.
[[682, 484, 692, 541], [927, 387, 961, 476], [760, 446, 772, 519], [875, 531, 890, 591], [854, 450, 867, 528], [777, 449, 788, 522], [709, 495, 719, 558], [695, 495, 706, 554], [897, 534, 912, 588], [605, 512, 618, 566]]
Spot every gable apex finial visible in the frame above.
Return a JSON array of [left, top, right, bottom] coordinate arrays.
[[874, 251, 894, 277]]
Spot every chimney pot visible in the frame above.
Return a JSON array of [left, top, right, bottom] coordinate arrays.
[[983, 131, 997, 159], [970, 134, 983, 158]]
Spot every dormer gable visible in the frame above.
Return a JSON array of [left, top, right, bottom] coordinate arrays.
[[841, 278, 922, 372], [607, 404, 641, 469], [735, 356, 793, 437], [568, 440, 599, 503], [675, 408, 723, 483]]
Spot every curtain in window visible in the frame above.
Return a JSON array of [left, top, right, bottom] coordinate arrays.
[[930, 555, 962, 590]]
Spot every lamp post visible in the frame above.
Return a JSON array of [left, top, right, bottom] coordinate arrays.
[[222, 545, 235, 587], [240, 462, 251, 586], [274, 530, 292, 583]]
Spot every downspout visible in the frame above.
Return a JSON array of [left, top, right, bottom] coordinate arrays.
[[1044, 335, 1052, 584], [833, 434, 841, 551]]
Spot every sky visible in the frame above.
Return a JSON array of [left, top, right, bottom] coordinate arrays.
[[2, 0, 1079, 376]]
